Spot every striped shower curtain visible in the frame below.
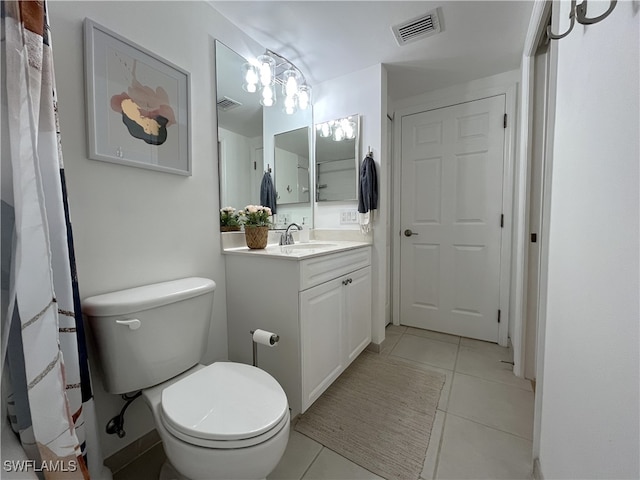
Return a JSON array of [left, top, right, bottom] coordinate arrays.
[[2, 2, 105, 478]]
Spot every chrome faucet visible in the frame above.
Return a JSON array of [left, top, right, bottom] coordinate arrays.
[[280, 223, 302, 245]]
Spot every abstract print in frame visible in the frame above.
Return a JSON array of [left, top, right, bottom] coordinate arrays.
[[84, 18, 191, 175]]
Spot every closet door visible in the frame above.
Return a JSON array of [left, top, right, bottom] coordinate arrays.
[[400, 95, 506, 342]]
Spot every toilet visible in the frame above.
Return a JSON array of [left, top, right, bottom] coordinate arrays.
[[82, 277, 289, 480]]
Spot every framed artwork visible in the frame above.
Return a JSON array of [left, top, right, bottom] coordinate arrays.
[[84, 18, 191, 175]]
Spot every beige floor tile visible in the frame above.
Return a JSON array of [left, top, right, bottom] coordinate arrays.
[[269, 430, 323, 480], [405, 327, 461, 345], [447, 373, 534, 439], [460, 337, 513, 358], [302, 448, 383, 479], [113, 443, 165, 480], [380, 331, 402, 356], [456, 346, 533, 391], [390, 334, 459, 370], [421, 410, 446, 480], [436, 414, 533, 479], [385, 324, 407, 334]]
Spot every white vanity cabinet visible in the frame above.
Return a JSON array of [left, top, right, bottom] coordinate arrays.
[[300, 264, 371, 411], [225, 245, 371, 416]]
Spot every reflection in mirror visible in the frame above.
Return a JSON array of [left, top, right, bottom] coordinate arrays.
[[215, 40, 313, 227], [274, 127, 310, 205], [315, 115, 360, 201], [215, 42, 262, 211]]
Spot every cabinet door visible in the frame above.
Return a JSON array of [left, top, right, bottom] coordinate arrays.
[[300, 277, 344, 412], [345, 266, 372, 364]]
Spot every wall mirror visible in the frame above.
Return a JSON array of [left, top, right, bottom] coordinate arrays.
[[315, 115, 360, 201], [215, 41, 313, 227], [274, 127, 310, 205]]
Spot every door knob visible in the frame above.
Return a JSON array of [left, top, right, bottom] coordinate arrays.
[[404, 229, 419, 237]]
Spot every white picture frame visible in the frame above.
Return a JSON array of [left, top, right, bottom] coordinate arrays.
[[84, 18, 191, 176]]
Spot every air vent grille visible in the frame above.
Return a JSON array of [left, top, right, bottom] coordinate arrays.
[[217, 96, 242, 111], [392, 9, 442, 46]]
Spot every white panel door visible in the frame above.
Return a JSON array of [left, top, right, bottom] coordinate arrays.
[[400, 95, 506, 342]]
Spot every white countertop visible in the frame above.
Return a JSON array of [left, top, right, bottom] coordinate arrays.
[[223, 240, 371, 260]]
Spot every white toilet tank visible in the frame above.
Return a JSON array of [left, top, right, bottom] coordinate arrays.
[[83, 277, 216, 394]]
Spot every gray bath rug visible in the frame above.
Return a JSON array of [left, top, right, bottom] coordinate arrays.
[[294, 352, 445, 480]]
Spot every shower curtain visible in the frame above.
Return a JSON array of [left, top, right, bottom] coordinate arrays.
[[2, 2, 105, 478]]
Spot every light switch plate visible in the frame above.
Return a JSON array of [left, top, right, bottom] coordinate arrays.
[[340, 209, 358, 224]]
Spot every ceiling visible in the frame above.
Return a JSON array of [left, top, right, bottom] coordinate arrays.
[[209, 1, 534, 102]]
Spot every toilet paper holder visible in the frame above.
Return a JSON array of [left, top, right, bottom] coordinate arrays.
[[249, 329, 280, 367]]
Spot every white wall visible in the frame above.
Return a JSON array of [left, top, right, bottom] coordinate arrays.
[[313, 64, 389, 343], [536, 2, 639, 478], [49, 0, 264, 458]]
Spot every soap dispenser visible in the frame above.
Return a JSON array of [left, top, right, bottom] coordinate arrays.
[[300, 217, 310, 243]]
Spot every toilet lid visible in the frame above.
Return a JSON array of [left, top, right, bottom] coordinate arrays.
[[160, 362, 288, 443]]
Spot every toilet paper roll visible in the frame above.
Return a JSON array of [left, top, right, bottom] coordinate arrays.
[[252, 329, 279, 347]]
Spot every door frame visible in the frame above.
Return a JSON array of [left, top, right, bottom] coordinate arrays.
[[392, 75, 518, 347]]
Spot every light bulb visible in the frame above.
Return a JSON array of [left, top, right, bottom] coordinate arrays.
[[333, 126, 345, 141], [282, 69, 299, 97], [257, 54, 275, 86], [320, 123, 331, 138], [260, 85, 275, 107], [242, 63, 259, 93], [283, 95, 297, 115], [298, 85, 311, 110]]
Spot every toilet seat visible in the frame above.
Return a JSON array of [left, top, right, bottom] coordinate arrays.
[[160, 362, 289, 449]]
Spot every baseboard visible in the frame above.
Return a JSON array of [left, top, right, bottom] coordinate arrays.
[[104, 429, 162, 474], [532, 458, 544, 480], [365, 341, 382, 354]]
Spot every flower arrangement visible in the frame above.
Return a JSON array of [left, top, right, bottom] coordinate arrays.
[[240, 205, 272, 227], [220, 207, 241, 228]]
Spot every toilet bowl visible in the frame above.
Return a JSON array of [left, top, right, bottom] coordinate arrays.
[[144, 363, 290, 480], [82, 277, 289, 479]]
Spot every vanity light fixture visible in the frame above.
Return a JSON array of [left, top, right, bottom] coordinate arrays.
[[317, 116, 357, 142], [242, 49, 312, 115]]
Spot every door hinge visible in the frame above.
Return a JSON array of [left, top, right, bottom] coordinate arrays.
[[497, 309, 501, 323], [503, 113, 507, 128], [253, 161, 257, 170], [500, 214, 504, 228]]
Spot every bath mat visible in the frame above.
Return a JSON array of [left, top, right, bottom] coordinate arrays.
[[294, 352, 445, 480]]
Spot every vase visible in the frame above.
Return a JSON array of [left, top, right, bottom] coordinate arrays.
[[220, 225, 241, 232], [244, 225, 269, 249]]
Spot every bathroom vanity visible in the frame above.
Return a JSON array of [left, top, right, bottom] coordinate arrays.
[[224, 241, 372, 416]]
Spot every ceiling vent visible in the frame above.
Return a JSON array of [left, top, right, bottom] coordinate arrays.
[[217, 96, 242, 111], [392, 9, 442, 46]]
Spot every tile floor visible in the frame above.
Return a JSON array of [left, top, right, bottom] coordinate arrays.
[[113, 325, 535, 480]]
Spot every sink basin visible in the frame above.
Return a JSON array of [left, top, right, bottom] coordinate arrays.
[[279, 243, 337, 250]]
